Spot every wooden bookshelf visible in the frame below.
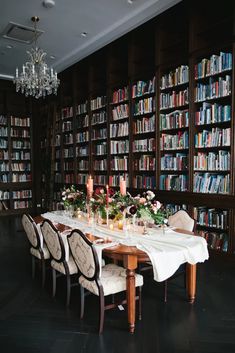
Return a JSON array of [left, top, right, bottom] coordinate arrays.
[[30, 0, 235, 254]]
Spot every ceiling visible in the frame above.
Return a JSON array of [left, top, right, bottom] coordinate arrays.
[[0, 0, 180, 80]]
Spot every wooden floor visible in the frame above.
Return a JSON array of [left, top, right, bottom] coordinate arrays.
[[1, 216, 235, 353]]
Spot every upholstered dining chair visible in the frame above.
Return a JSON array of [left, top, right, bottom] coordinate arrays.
[[67, 229, 144, 334], [22, 213, 50, 287], [164, 210, 196, 302], [40, 219, 78, 307]]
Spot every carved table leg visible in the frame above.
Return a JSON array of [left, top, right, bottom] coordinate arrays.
[[124, 254, 137, 334], [186, 263, 197, 303]]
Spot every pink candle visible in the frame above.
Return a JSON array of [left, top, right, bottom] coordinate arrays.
[[87, 175, 93, 198], [106, 185, 109, 208], [120, 177, 126, 196]]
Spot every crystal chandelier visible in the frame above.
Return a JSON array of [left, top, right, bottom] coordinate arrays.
[[14, 16, 60, 99]]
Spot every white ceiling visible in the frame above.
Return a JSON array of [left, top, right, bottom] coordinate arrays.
[[0, 0, 180, 80]]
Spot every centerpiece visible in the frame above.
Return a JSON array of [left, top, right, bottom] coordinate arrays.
[[62, 185, 86, 216]]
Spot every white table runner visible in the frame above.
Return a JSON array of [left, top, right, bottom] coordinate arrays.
[[41, 211, 209, 282]]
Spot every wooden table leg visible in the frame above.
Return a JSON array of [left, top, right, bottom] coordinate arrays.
[[124, 254, 137, 334], [186, 263, 197, 303]]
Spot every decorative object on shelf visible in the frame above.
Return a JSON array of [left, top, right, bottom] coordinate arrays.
[[13, 16, 60, 99], [62, 185, 86, 213]]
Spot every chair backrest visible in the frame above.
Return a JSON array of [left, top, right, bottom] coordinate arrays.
[[40, 219, 66, 262], [168, 210, 196, 232], [67, 229, 99, 281], [22, 213, 41, 249]]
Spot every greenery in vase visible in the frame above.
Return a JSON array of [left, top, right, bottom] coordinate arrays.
[[62, 185, 86, 212]]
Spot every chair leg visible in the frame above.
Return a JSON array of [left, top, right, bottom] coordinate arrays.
[[164, 280, 168, 303], [31, 256, 35, 279], [99, 293, 105, 334], [41, 259, 46, 288], [66, 273, 71, 307], [80, 286, 85, 319], [138, 286, 142, 320], [52, 268, 56, 297]]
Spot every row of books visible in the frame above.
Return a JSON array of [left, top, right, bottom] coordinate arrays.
[[133, 155, 155, 171], [165, 204, 187, 214], [133, 115, 155, 135], [160, 110, 189, 130], [0, 174, 10, 182], [111, 157, 128, 171], [109, 174, 129, 187], [0, 190, 9, 200], [54, 162, 60, 171], [94, 159, 107, 171], [12, 173, 32, 182], [63, 147, 74, 158], [110, 122, 129, 138], [62, 106, 73, 119], [76, 115, 89, 129], [76, 102, 88, 115], [76, 146, 89, 156], [133, 138, 155, 152], [0, 115, 7, 125], [193, 173, 230, 194], [10, 116, 30, 127], [160, 88, 189, 110], [91, 112, 107, 125], [90, 96, 106, 111], [160, 174, 188, 191], [0, 127, 7, 136], [54, 173, 62, 183], [161, 153, 188, 171], [78, 159, 89, 170], [133, 175, 156, 189], [133, 97, 155, 116], [112, 86, 128, 104], [161, 65, 189, 89], [64, 174, 75, 184], [77, 173, 88, 185], [55, 134, 61, 146], [63, 133, 73, 145], [194, 52, 232, 79], [194, 207, 228, 230], [13, 200, 32, 209], [12, 189, 32, 199], [112, 104, 129, 121], [11, 163, 31, 172], [0, 139, 7, 148], [195, 127, 230, 148], [198, 230, 228, 252], [93, 142, 107, 155], [195, 103, 231, 125], [12, 140, 30, 149], [55, 150, 60, 159], [91, 128, 107, 140], [93, 174, 107, 185], [160, 131, 189, 150], [195, 75, 231, 102], [64, 161, 74, 171], [11, 128, 30, 138], [0, 162, 9, 172], [76, 131, 89, 143], [132, 77, 155, 98], [62, 121, 73, 132], [194, 151, 230, 171], [110, 140, 129, 154], [0, 150, 8, 159]]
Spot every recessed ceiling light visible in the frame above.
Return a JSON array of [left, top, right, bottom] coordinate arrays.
[[50, 55, 56, 59], [6, 44, 13, 49], [127, 0, 134, 4], [81, 32, 88, 37], [42, 0, 55, 9]]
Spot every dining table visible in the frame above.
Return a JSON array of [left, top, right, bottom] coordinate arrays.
[[35, 211, 209, 334]]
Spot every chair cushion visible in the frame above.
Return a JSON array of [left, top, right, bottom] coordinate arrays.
[[79, 263, 143, 296], [30, 245, 50, 260], [51, 256, 78, 275]]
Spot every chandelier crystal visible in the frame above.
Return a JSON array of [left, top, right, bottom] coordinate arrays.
[[14, 16, 60, 99]]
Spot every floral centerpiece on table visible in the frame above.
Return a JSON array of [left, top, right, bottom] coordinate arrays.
[[89, 187, 115, 220], [62, 185, 86, 212], [126, 190, 167, 226]]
